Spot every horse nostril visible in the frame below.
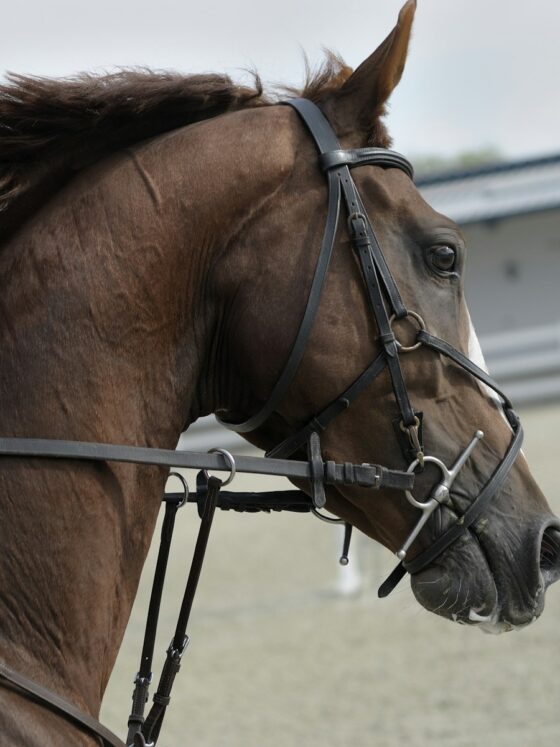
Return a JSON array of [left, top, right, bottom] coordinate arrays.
[[539, 526, 560, 586]]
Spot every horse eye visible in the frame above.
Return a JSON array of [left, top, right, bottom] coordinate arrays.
[[430, 245, 457, 273]]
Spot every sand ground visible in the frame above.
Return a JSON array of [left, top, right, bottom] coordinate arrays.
[[101, 403, 560, 747]]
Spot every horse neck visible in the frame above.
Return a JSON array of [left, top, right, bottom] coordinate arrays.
[[0, 109, 287, 732]]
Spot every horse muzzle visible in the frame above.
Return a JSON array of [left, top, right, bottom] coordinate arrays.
[[409, 515, 560, 633]]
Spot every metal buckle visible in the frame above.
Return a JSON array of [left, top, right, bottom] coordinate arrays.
[[167, 635, 189, 663], [347, 211, 368, 236], [133, 672, 153, 686]]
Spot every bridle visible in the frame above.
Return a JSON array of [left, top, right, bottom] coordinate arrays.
[[0, 98, 523, 746], [220, 98, 523, 591]]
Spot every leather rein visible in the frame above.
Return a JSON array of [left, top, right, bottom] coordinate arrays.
[[0, 99, 523, 746]]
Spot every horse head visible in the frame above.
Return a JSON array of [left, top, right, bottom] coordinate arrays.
[[1, 5, 558, 743], [213, 0, 560, 631]]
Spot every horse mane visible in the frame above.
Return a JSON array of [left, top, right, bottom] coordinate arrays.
[[0, 54, 353, 240]]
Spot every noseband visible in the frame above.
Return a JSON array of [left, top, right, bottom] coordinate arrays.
[[0, 98, 524, 745]]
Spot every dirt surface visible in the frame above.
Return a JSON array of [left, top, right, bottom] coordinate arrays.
[[102, 403, 560, 746]]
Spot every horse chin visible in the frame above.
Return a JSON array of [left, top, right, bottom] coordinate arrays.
[[408, 533, 551, 634]]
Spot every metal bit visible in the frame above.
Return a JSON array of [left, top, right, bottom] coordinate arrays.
[[396, 430, 484, 560]]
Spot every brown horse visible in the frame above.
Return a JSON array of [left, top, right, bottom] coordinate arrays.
[[0, 1, 559, 743]]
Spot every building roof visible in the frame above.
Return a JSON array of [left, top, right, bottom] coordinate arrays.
[[417, 153, 560, 225]]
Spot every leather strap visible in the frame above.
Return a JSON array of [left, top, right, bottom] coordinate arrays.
[[351, 228, 416, 427], [284, 97, 341, 152], [417, 331, 514, 410], [283, 99, 418, 437], [319, 148, 414, 179], [344, 184, 408, 320], [0, 662, 125, 747], [126, 495, 183, 745], [290, 98, 410, 321], [173, 488, 313, 513], [141, 476, 221, 745], [266, 352, 386, 459], [377, 563, 408, 598], [0, 436, 412, 491]]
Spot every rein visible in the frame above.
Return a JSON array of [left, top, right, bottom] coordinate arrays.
[[0, 98, 524, 746], [0, 437, 412, 747]]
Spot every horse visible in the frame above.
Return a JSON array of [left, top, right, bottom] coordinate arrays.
[[1, 0, 559, 743]]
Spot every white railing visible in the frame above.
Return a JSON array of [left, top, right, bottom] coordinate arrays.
[[481, 321, 560, 405]]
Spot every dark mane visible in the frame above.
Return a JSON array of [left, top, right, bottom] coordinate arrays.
[[0, 56, 354, 240]]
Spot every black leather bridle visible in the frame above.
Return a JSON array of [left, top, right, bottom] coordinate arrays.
[[220, 98, 523, 592], [0, 98, 523, 746]]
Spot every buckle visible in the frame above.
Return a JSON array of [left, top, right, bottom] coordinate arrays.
[[133, 672, 152, 687], [167, 635, 189, 663]]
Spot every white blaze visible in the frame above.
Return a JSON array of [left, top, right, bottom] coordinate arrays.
[[466, 309, 514, 432]]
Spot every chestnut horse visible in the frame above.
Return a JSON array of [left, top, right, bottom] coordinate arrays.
[[0, 1, 559, 743]]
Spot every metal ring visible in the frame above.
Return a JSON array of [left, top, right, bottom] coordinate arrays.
[[399, 415, 420, 434], [311, 507, 345, 524], [204, 448, 236, 487], [389, 311, 426, 352], [404, 455, 448, 510], [166, 471, 189, 508]]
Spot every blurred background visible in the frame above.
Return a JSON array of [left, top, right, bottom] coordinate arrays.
[[3, 0, 560, 745]]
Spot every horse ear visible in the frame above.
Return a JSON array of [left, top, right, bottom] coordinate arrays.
[[329, 0, 416, 136]]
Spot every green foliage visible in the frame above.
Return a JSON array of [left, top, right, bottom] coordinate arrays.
[[413, 147, 504, 178]]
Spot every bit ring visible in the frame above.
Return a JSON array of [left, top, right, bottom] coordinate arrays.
[[404, 456, 449, 510]]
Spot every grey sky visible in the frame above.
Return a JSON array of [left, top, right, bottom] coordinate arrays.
[[2, 0, 559, 159]]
